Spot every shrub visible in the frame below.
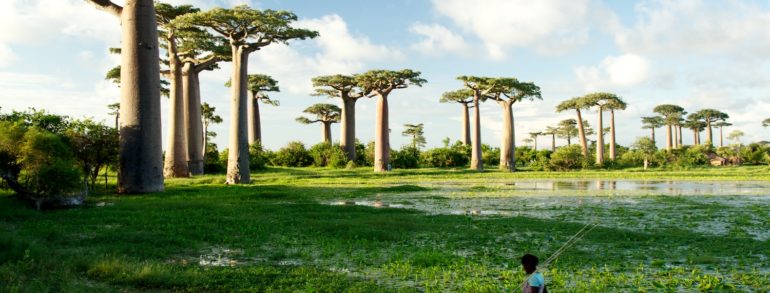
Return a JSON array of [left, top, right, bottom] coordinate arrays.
[[203, 144, 225, 173], [308, 142, 347, 168], [391, 146, 420, 169], [271, 141, 312, 167], [481, 144, 500, 166], [548, 144, 585, 171], [420, 146, 468, 168], [248, 142, 270, 170], [675, 145, 711, 167], [353, 140, 369, 166]]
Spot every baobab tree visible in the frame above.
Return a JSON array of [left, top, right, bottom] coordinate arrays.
[[713, 121, 732, 147], [296, 104, 341, 143], [356, 70, 426, 172], [684, 113, 706, 145], [440, 89, 474, 145], [177, 6, 318, 183], [402, 123, 427, 150], [488, 78, 542, 171], [694, 109, 729, 146], [107, 103, 120, 130], [457, 76, 497, 171], [201, 103, 222, 156], [86, 0, 164, 193], [157, 3, 201, 178], [543, 126, 558, 151], [641, 116, 665, 145], [245, 74, 279, 144], [312, 75, 367, 161], [556, 97, 592, 157], [727, 130, 744, 145], [653, 104, 685, 152], [528, 132, 542, 151], [603, 95, 626, 160], [557, 119, 577, 145], [763, 118, 770, 128]]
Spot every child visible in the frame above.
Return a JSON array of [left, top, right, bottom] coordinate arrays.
[[521, 254, 546, 293]]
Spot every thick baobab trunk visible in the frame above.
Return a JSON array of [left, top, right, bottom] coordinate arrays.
[[650, 127, 655, 144], [706, 121, 713, 145], [576, 110, 588, 158], [117, 0, 164, 193], [462, 103, 470, 145], [567, 135, 571, 145], [163, 37, 189, 178], [609, 110, 617, 160], [666, 124, 673, 152], [551, 134, 556, 152], [184, 64, 204, 175], [692, 129, 698, 145], [470, 95, 483, 171], [596, 109, 604, 165], [225, 47, 250, 184], [677, 125, 683, 148], [719, 126, 724, 147], [499, 102, 515, 171], [322, 122, 332, 143], [340, 97, 357, 161], [248, 94, 261, 144], [374, 94, 390, 172]]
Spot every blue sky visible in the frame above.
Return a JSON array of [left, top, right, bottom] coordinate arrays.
[[2, 0, 770, 151]]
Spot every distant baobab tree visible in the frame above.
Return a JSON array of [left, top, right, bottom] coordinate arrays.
[[402, 123, 427, 150], [487, 78, 542, 171], [556, 97, 593, 157], [457, 76, 497, 171], [653, 104, 685, 152], [694, 109, 729, 146], [440, 89, 474, 146], [641, 116, 665, 145], [296, 104, 341, 143], [312, 74, 367, 161]]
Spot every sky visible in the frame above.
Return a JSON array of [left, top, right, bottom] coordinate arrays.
[[2, 0, 770, 151]]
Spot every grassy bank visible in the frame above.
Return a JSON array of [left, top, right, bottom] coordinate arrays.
[[1, 166, 769, 291]]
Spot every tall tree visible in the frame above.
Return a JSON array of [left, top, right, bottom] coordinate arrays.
[[653, 104, 685, 152], [177, 6, 318, 183], [440, 89, 474, 146], [543, 126, 558, 151], [157, 3, 201, 178], [174, 27, 230, 175], [107, 103, 120, 130], [641, 116, 665, 145], [239, 74, 279, 144], [713, 121, 732, 147], [632, 137, 657, 170], [694, 109, 729, 146], [556, 97, 593, 157], [356, 70, 426, 172], [528, 132, 542, 151], [457, 76, 497, 171], [201, 103, 222, 159], [557, 119, 578, 145], [402, 123, 427, 150], [603, 95, 627, 160], [727, 130, 744, 145], [86, 0, 164, 193], [488, 78, 542, 171], [312, 75, 366, 161], [684, 113, 706, 145], [296, 104, 341, 143]]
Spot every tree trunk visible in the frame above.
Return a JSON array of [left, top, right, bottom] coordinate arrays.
[[322, 122, 332, 143], [551, 134, 556, 152], [184, 64, 204, 175], [567, 135, 571, 145], [609, 110, 616, 160], [706, 120, 713, 145], [596, 109, 604, 165], [719, 126, 724, 147], [576, 110, 588, 158], [163, 36, 189, 178], [374, 93, 390, 172], [644, 157, 649, 170], [666, 124, 672, 152], [462, 103, 470, 145], [677, 125, 683, 148], [470, 94, 483, 171], [117, 0, 164, 193], [225, 46, 250, 184], [340, 96, 357, 161], [499, 102, 515, 171], [248, 93, 261, 144], [650, 127, 655, 144], [202, 121, 208, 158]]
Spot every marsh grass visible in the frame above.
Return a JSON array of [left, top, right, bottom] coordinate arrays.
[[1, 166, 769, 291]]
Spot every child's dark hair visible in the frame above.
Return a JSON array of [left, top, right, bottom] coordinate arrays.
[[521, 254, 539, 267]]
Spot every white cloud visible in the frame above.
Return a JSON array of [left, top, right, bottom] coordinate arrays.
[[431, 0, 596, 59], [0, 45, 14, 67], [575, 53, 651, 91], [409, 23, 469, 55]]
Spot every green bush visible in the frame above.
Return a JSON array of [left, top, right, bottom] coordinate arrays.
[[391, 146, 420, 169], [548, 145, 585, 171], [271, 141, 312, 167], [481, 144, 500, 166], [204, 144, 225, 173], [363, 141, 375, 167], [420, 145, 468, 168], [308, 142, 347, 168], [249, 142, 271, 170], [675, 145, 711, 167], [353, 140, 369, 166]]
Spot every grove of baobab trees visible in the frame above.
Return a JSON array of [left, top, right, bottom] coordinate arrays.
[[312, 75, 367, 161], [439, 89, 474, 146]]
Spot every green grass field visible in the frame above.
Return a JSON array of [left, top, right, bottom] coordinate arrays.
[[2, 166, 769, 292]]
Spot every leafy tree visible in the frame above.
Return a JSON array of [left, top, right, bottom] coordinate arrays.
[[543, 126, 559, 152], [487, 78, 542, 171], [402, 123, 427, 150], [641, 116, 665, 145], [528, 132, 542, 150], [296, 104, 341, 143], [727, 130, 744, 145], [653, 104, 685, 152], [312, 74, 367, 161], [86, 0, 165, 193], [603, 95, 627, 160], [440, 89, 474, 145], [177, 5, 318, 184], [763, 118, 770, 128], [201, 102, 222, 164], [107, 103, 120, 130], [556, 97, 593, 157], [0, 108, 70, 135], [684, 113, 706, 145], [581, 92, 624, 165], [356, 70, 426, 172], [457, 76, 498, 171], [694, 109, 729, 145], [631, 137, 657, 170], [65, 119, 119, 192]]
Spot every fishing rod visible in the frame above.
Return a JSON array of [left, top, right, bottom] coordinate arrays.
[[518, 222, 598, 291]]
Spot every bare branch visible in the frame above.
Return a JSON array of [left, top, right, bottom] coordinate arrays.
[[85, 0, 122, 18]]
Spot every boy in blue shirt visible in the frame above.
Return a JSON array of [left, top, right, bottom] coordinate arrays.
[[521, 254, 546, 293]]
